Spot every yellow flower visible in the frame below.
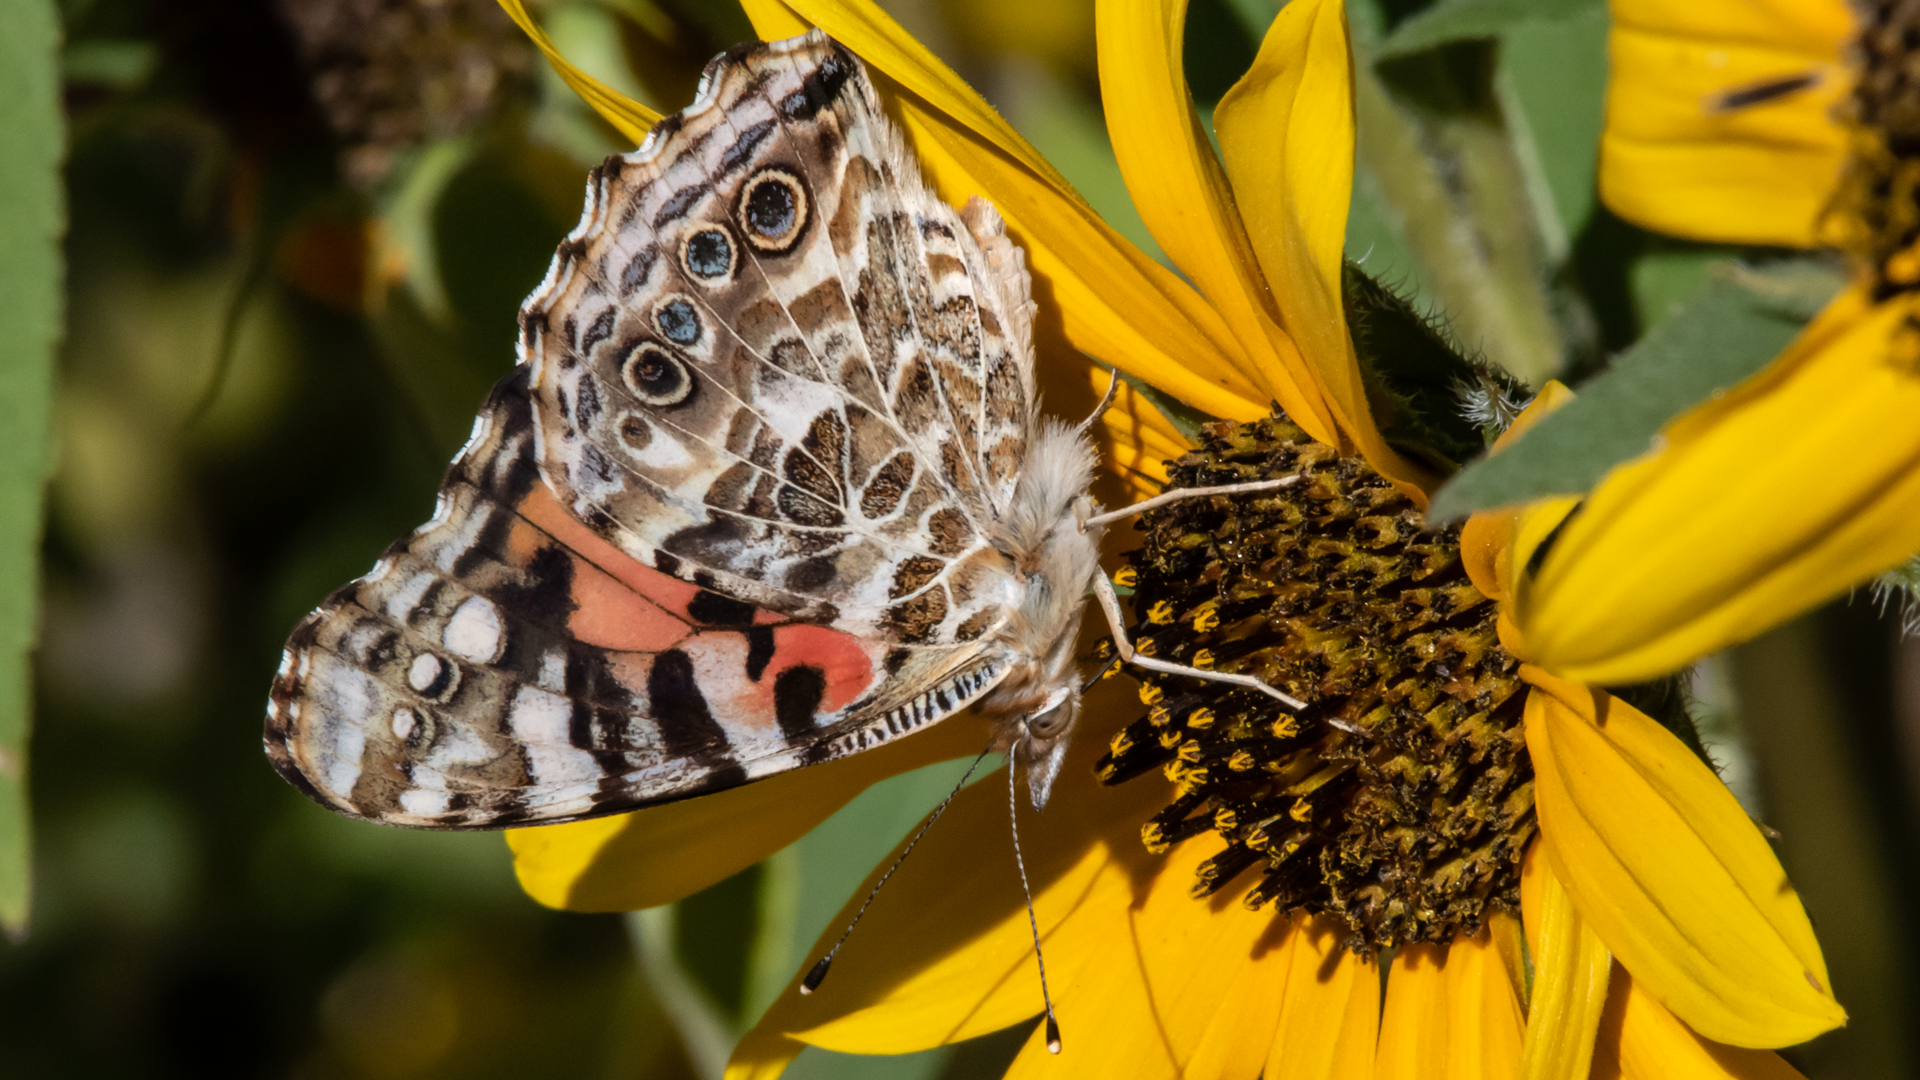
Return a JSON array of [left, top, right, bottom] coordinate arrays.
[[1525, 0, 1920, 684], [494, 0, 1846, 1075]]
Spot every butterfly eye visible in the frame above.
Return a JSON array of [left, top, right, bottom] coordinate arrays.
[[681, 228, 736, 282], [1028, 705, 1070, 739], [737, 167, 809, 253], [622, 344, 695, 407]]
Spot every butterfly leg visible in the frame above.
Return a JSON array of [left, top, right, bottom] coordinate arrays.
[[1079, 474, 1304, 533], [1088, 569, 1309, 711]]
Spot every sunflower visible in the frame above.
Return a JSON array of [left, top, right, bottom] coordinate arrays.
[[1517, 0, 1920, 685], [496, 0, 1844, 1075]]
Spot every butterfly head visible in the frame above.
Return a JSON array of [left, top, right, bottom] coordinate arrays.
[[1015, 686, 1077, 810]]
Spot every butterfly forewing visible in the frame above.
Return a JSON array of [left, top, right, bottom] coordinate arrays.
[[266, 33, 1040, 828]]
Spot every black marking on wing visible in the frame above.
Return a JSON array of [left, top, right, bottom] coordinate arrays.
[[620, 245, 659, 298], [774, 664, 826, 744], [688, 589, 756, 627], [654, 184, 708, 228], [648, 648, 730, 760], [778, 45, 856, 120], [745, 626, 775, 682], [720, 119, 777, 177], [579, 308, 617, 355]]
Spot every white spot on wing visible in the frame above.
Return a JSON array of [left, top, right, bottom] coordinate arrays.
[[444, 595, 504, 663], [508, 685, 603, 785], [391, 707, 416, 740], [408, 653, 446, 693], [539, 649, 566, 693], [400, 788, 450, 818], [385, 572, 435, 622], [327, 720, 366, 800]]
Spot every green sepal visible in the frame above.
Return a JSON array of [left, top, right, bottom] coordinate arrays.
[[1117, 369, 1219, 444], [1427, 259, 1842, 522], [1376, 0, 1603, 58], [1344, 261, 1527, 474]]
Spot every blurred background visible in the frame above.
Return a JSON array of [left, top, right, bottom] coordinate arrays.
[[5, 0, 1918, 1076]]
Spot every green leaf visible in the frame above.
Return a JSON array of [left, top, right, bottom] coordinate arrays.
[[1117, 370, 1216, 444], [1376, 0, 1603, 58], [1344, 262, 1527, 473], [0, 0, 63, 937], [1428, 261, 1844, 522]]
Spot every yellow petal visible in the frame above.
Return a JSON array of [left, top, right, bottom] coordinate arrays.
[[737, 1, 1284, 445], [1459, 380, 1577, 612], [1265, 913, 1381, 1080], [1376, 931, 1525, 1080], [892, 97, 1271, 420], [1521, 672, 1845, 1047], [1214, 0, 1436, 501], [1600, 0, 1851, 246], [725, 1028, 807, 1080], [1097, 375, 1187, 500], [749, 0, 1078, 195], [1521, 290, 1920, 684], [1594, 968, 1811, 1080], [1375, 943, 1449, 1080], [732, 682, 1162, 1055], [991, 853, 1284, 1080], [1516, 855, 1612, 1080], [497, 0, 663, 143], [1095, 0, 1331, 440], [508, 712, 994, 911]]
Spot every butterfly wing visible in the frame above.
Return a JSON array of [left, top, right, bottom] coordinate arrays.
[[266, 369, 1014, 827], [519, 32, 1036, 649], [266, 36, 1045, 828]]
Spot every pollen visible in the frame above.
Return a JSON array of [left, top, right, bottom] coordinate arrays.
[[1191, 603, 1221, 632], [1095, 412, 1533, 951], [1113, 566, 1138, 589]]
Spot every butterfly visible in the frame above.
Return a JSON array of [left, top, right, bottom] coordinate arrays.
[[264, 31, 1298, 831]]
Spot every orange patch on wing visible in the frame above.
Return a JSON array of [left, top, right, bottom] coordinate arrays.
[[567, 555, 692, 652], [682, 625, 886, 740], [510, 484, 698, 652], [517, 484, 705, 615], [770, 624, 884, 713]]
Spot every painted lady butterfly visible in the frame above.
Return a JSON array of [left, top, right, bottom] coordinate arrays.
[[265, 32, 1297, 830]]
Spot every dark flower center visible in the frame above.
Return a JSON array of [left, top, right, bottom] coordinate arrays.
[[1094, 413, 1535, 950], [1838, 0, 1920, 295]]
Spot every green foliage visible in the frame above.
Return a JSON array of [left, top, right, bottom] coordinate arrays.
[[1429, 261, 1844, 521], [0, 0, 63, 938], [1345, 262, 1527, 472], [1375, 0, 1603, 57]]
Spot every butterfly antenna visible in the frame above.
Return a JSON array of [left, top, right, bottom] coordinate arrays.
[[1080, 652, 1122, 695], [801, 745, 994, 996], [1079, 367, 1122, 432], [1009, 758, 1063, 1054]]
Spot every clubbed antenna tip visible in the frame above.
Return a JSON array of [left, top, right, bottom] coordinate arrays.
[[800, 956, 832, 995]]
